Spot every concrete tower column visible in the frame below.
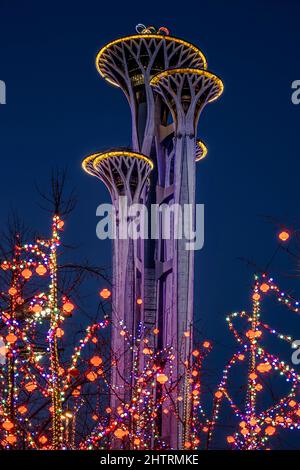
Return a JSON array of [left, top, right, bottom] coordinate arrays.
[[151, 69, 223, 448], [82, 151, 153, 445]]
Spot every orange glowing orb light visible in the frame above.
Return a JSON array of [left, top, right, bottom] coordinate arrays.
[[249, 372, 258, 380], [63, 301, 75, 314], [86, 371, 97, 382], [32, 304, 42, 313], [257, 362, 272, 373], [114, 428, 127, 439], [6, 333, 17, 344], [8, 287, 17, 296], [278, 230, 290, 242], [136, 297, 143, 305], [17, 405, 27, 415], [56, 328, 64, 338], [25, 381, 37, 393], [57, 219, 65, 230], [252, 293, 260, 301], [156, 373, 168, 384], [6, 434, 17, 445], [38, 435, 48, 445], [21, 268, 32, 280], [90, 355, 103, 367], [260, 283, 270, 293], [143, 347, 153, 355], [36, 265, 47, 276], [203, 340, 211, 348], [265, 425, 276, 436], [2, 420, 14, 431], [100, 288, 111, 300]]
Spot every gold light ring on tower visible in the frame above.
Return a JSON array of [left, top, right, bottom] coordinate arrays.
[[96, 35, 207, 87], [93, 151, 154, 170], [82, 151, 154, 175], [195, 140, 208, 162], [82, 153, 100, 176], [150, 68, 224, 103]]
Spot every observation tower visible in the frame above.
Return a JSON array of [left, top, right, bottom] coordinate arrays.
[[82, 24, 223, 449]]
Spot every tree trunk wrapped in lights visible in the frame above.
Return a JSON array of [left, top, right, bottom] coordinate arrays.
[[208, 274, 300, 450]]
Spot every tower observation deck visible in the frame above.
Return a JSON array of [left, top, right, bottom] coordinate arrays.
[[82, 24, 223, 449]]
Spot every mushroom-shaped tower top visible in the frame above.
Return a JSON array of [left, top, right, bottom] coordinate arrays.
[[82, 150, 153, 203], [96, 34, 207, 90]]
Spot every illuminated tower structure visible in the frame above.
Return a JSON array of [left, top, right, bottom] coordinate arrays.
[[82, 26, 223, 449]]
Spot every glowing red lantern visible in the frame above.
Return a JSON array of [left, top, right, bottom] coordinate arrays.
[[265, 425, 276, 436], [18, 405, 27, 415], [278, 230, 290, 242], [6, 434, 16, 445], [32, 304, 42, 313], [2, 420, 14, 431], [56, 328, 64, 338], [8, 287, 17, 296], [57, 220, 65, 230], [6, 333, 17, 344], [260, 283, 270, 293], [100, 288, 111, 300], [25, 381, 37, 392], [38, 435, 48, 445], [90, 355, 103, 367], [63, 301, 75, 314], [21, 268, 32, 280], [156, 373, 168, 384], [86, 371, 97, 382], [36, 265, 47, 276]]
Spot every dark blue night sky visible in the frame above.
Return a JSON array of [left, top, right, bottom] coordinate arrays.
[[1, 0, 300, 447]]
